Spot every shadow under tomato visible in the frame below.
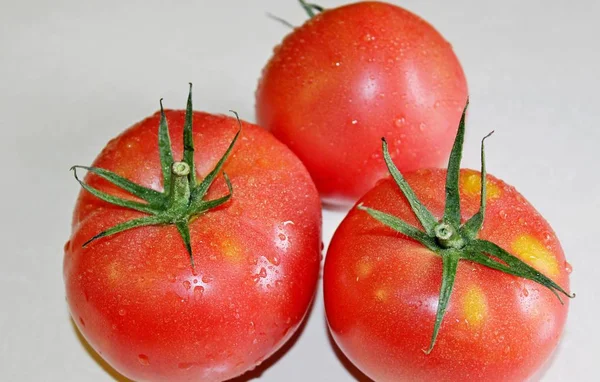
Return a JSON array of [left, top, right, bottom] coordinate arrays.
[[70, 319, 133, 382], [324, 319, 373, 382], [229, 295, 316, 381]]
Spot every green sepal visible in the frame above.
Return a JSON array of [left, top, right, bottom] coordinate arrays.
[[71, 165, 164, 207], [467, 239, 574, 301], [183, 83, 197, 186], [71, 166, 158, 215], [424, 250, 460, 354], [382, 138, 437, 235], [175, 221, 194, 269], [357, 204, 438, 252], [191, 172, 234, 214], [189, 119, 240, 210], [461, 131, 494, 239], [158, 99, 175, 195], [443, 101, 468, 227], [82, 215, 165, 247], [72, 85, 240, 270], [298, 0, 324, 18]]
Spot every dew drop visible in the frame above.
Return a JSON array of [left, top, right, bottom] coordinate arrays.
[[183, 281, 191, 290], [259, 268, 268, 278], [193, 278, 198, 284], [194, 286, 204, 301], [178, 362, 195, 370], [565, 261, 573, 274], [118, 309, 126, 316], [522, 288, 529, 297], [278, 233, 287, 241], [320, 242, 325, 251], [363, 33, 375, 42], [394, 118, 405, 127], [498, 210, 508, 219], [351, 119, 358, 125], [419, 122, 427, 131], [202, 275, 214, 284], [138, 354, 150, 366]]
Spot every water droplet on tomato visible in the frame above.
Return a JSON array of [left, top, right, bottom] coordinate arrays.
[[178, 362, 194, 370], [565, 261, 573, 274], [138, 354, 149, 366], [351, 119, 358, 125], [63, 240, 71, 252], [275, 280, 283, 288], [278, 233, 286, 241], [259, 268, 267, 278], [202, 275, 214, 283], [498, 210, 508, 219], [394, 118, 405, 128], [194, 286, 204, 301], [419, 122, 427, 131], [118, 309, 126, 316], [320, 242, 325, 251], [363, 33, 375, 42], [183, 281, 191, 290], [522, 288, 529, 297], [269, 255, 281, 266], [79, 317, 85, 327], [193, 279, 198, 284]]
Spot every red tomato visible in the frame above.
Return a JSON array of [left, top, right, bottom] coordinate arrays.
[[324, 168, 571, 381], [64, 97, 321, 381], [256, 1, 467, 205]]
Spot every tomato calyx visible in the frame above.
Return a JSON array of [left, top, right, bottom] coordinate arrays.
[[70, 84, 241, 269], [357, 100, 574, 354], [298, 0, 324, 18]]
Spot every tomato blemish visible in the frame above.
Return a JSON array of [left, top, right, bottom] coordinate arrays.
[[461, 171, 500, 200], [512, 235, 560, 278], [462, 286, 488, 328]]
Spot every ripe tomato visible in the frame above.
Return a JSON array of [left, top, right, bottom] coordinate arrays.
[[256, 1, 468, 205], [324, 109, 572, 381], [64, 88, 321, 382]]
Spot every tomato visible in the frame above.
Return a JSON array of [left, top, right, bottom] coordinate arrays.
[[63, 87, 321, 382], [256, 1, 468, 205], [324, 109, 572, 381]]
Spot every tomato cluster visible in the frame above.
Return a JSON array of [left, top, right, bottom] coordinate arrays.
[[64, 2, 572, 382]]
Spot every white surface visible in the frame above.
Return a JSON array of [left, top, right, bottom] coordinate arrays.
[[1, 0, 599, 381]]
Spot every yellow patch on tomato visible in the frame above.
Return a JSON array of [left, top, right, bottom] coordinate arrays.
[[462, 285, 488, 328], [461, 172, 501, 200], [374, 288, 388, 302], [512, 235, 559, 278], [220, 237, 242, 262], [355, 257, 373, 280], [107, 261, 119, 283]]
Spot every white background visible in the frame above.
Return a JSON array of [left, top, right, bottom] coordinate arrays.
[[1, 0, 599, 381]]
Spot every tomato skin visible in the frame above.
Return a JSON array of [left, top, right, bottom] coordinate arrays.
[[64, 111, 321, 382], [256, 1, 467, 205], [324, 169, 570, 381]]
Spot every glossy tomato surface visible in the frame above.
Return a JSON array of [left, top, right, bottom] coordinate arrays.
[[64, 111, 321, 382], [324, 169, 570, 381], [256, 1, 468, 205]]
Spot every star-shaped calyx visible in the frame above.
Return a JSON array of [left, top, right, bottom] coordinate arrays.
[[71, 84, 240, 269], [358, 100, 574, 354]]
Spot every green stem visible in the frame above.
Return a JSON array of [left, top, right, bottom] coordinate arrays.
[[435, 223, 465, 249], [170, 161, 191, 212]]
